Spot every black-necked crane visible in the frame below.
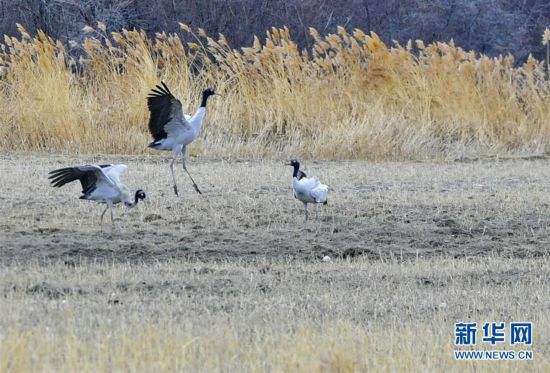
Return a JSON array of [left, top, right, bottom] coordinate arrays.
[[146, 82, 217, 196], [48, 164, 146, 227], [286, 160, 328, 221]]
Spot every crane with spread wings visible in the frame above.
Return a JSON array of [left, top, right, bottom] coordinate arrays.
[[49, 164, 146, 227], [146, 82, 218, 196]]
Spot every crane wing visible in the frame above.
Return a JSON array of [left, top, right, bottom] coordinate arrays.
[[296, 176, 320, 190], [292, 176, 318, 195], [49, 165, 115, 195], [100, 164, 127, 185], [310, 183, 329, 203], [147, 82, 191, 141], [293, 176, 328, 203]]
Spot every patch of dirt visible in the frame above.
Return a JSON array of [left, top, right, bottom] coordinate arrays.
[[25, 282, 88, 299]]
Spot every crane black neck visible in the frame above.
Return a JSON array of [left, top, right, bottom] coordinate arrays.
[[200, 92, 210, 108], [292, 163, 301, 178]]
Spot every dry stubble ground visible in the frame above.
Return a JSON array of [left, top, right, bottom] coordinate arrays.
[[0, 151, 549, 371]]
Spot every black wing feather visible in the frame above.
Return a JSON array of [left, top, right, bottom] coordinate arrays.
[[147, 81, 179, 141], [48, 167, 98, 195]]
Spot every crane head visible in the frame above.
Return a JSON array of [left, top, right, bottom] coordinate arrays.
[[135, 189, 146, 202], [285, 160, 300, 168], [203, 88, 217, 97]]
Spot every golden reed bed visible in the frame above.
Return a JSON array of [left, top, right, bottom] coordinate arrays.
[[0, 24, 549, 160]]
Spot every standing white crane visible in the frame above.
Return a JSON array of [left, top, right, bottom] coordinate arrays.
[[146, 82, 217, 196], [48, 164, 146, 227], [286, 160, 328, 221]]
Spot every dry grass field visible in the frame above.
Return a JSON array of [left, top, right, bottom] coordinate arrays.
[[1, 152, 549, 371], [1, 21, 550, 373]]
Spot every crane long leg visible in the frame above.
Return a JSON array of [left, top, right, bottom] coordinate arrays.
[[316, 204, 319, 221], [182, 155, 202, 194], [100, 205, 109, 225], [304, 203, 308, 222], [170, 150, 179, 196], [110, 204, 115, 228]]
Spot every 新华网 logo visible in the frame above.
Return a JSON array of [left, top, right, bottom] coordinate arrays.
[[454, 321, 533, 361]]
